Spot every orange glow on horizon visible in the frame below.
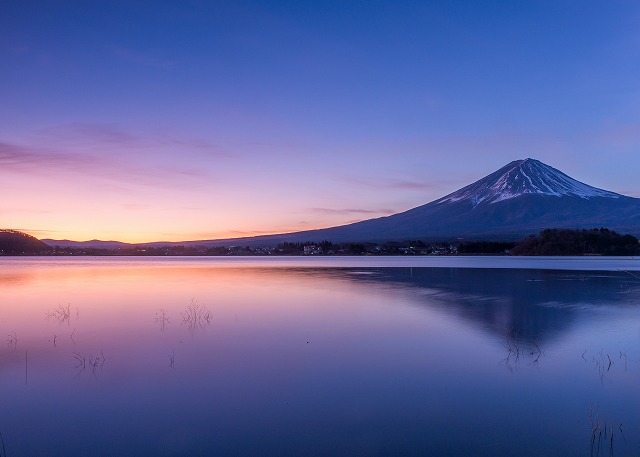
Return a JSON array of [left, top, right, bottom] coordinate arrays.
[[20, 222, 335, 244]]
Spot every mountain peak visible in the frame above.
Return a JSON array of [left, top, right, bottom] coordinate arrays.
[[436, 158, 621, 207]]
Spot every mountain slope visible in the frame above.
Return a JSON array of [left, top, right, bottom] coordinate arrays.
[[41, 158, 640, 247], [435, 159, 620, 206], [215, 158, 640, 245], [41, 239, 132, 249], [0, 229, 53, 254]]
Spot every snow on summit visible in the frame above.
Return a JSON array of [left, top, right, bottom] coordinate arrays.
[[437, 158, 621, 207]]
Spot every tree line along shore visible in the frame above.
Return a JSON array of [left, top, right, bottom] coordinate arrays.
[[2, 228, 639, 257]]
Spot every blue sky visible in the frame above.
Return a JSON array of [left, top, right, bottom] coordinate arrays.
[[2, 1, 639, 242]]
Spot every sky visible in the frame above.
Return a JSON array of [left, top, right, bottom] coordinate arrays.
[[2, 1, 640, 243]]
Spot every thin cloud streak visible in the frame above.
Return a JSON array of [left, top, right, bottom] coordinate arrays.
[[34, 123, 229, 157], [0, 141, 97, 170], [2, 123, 229, 189], [169, 229, 288, 240], [37, 123, 139, 146], [309, 207, 395, 215], [0, 139, 210, 188], [340, 175, 444, 191]]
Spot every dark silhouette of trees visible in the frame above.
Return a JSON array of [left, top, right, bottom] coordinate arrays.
[[510, 228, 640, 256], [458, 241, 515, 254], [0, 229, 52, 255]]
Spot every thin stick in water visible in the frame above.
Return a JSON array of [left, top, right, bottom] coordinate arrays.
[[619, 269, 640, 280], [0, 429, 7, 457]]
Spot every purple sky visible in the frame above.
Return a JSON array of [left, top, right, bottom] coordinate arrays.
[[2, 1, 640, 242]]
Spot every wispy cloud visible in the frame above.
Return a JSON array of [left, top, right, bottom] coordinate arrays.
[[33, 123, 228, 157], [308, 207, 394, 216], [15, 228, 60, 235], [0, 122, 231, 188], [160, 137, 227, 155], [0, 141, 99, 171], [0, 139, 208, 187], [37, 123, 139, 147], [170, 229, 285, 240], [340, 175, 444, 191], [225, 229, 284, 237]]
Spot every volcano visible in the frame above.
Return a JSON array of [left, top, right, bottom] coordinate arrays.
[[234, 158, 640, 244], [42, 158, 640, 248]]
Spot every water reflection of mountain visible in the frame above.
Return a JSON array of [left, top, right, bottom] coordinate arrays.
[[323, 268, 640, 344]]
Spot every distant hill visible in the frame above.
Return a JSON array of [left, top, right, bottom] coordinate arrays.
[[41, 239, 132, 249], [0, 229, 53, 255]]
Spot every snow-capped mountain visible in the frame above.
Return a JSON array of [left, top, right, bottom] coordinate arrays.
[[436, 158, 620, 207], [228, 158, 640, 244], [43, 158, 640, 247]]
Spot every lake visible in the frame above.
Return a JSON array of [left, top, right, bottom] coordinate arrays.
[[1, 256, 639, 456]]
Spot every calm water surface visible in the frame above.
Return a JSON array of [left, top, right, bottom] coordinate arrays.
[[1, 257, 639, 456]]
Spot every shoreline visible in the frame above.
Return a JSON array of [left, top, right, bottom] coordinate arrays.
[[1, 255, 639, 271]]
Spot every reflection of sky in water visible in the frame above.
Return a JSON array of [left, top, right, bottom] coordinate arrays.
[[0, 258, 639, 456]]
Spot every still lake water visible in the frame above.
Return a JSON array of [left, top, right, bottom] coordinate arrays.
[[1, 256, 639, 456]]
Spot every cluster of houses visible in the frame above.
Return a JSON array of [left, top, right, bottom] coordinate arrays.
[[300, 243, 460, 256]]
